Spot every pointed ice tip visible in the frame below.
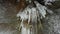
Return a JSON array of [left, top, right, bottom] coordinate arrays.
[[34, 1, 43, 7], [34, 1, 39, 4]]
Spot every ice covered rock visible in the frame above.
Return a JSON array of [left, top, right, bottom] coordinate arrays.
[[17, 1, 47, 34]]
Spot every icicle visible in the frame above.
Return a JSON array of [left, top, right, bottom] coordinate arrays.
[[34, 1, 47, 18]]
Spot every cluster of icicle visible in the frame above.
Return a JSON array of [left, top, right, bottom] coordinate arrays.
[[17, 1, 47, 34]]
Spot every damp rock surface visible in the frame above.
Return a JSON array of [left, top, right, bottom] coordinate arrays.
[[0, 2, 17, 23], [42, 9, 60, 34], [0, 2, 18, 34]]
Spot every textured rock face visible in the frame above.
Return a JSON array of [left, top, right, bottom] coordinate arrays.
[[42, 8, 60, 34], [0, 2, 17, 23], [42, 0, 60, 34], [42, 14, 60, 34], [0, 1, 18, 34]]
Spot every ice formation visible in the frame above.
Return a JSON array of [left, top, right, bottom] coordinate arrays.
[[34, 1, 46, 18], [17, 1, 47, 34], [44, 0, 56, 5]]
